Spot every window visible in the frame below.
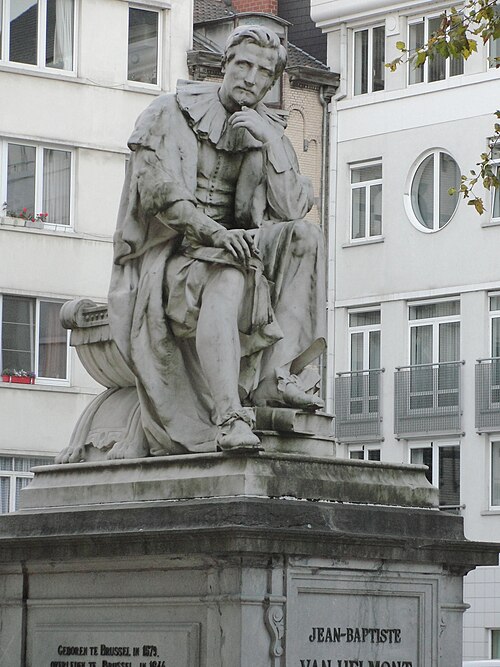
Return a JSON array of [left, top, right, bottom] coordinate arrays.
[[350, 162, 382, 241], [489, 4, 500, 68], [128, 6, 159, 85], [1, 140, 72, 227], [492, 146, 500, 223], [353, 25, 385, 95], [409, 300, 461, 410], [489, 295, 500, 405], [0, 0, 75, 70], [410, 442, 460, 509], [0, 455, 53, 513], [349, 309, 381, 416], [0, 295, 69, 383], [406, 150, 460, 232], [349, 447, 381, 461], [492, 629, 500, 658], [408, 16, 463, 85], [491, 441, 500, 508]]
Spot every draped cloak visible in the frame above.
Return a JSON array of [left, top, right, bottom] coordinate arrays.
[[108, 81, 326, 454]]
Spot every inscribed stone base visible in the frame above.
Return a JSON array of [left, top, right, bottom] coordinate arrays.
[[0, 457, 497, 667]]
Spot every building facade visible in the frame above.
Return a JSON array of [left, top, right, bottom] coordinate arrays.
[[0, 0, 192, 510], [0, 0, 337, 513], [311, 0, 500, 660]]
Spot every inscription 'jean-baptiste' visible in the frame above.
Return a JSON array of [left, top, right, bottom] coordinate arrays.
[[308, 628, 402, 644]]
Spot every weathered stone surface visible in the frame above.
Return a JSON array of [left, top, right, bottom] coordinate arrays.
[[20, 453, 436, 512]]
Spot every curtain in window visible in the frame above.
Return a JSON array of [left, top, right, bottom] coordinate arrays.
[[7, 143, 36, 214], [412, 155, 434, 228], [438, 445, 460, 506], [370, 183, 382, 236], [372, 25, 385, 91], [38, 301, 67, 378], [491, 442, 500, 507], [408, 22, 424, 84], [439, 153, 460, 228], [0, 478, 10, 513], [494, 166, 500, 219], [46, 0, 74, 70], [43, 148, 71, 224], [1, 296, 35, 372], [428, 17, 446, 82], [354, 30, 368, 95], [351, 188, 366, 238]]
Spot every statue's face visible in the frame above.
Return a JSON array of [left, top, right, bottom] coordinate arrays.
[[221, 41, 278, 109]]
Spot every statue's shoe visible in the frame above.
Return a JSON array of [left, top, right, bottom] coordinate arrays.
[[216, 415, 262, 453], [274, 382, 325, 411]]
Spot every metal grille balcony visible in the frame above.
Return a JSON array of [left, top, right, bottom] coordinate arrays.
[[394, 361, 463, 438], [475, 358, 500, 432], [334, 369, 383, 442]]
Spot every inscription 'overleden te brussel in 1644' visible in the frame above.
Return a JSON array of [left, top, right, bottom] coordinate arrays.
[[50, 643, 165, 667]]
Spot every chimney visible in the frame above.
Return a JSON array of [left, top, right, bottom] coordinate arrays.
[[231, 0, 277, 14]]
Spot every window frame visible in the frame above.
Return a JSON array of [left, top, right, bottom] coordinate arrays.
[[127, 3, 162, 88], [0, 138, 74, 230], [404, 148, 460, 233], [0, 0, 76, 73], [491, 146, 500, 224], [348, 308, 381, 372], [407, 15, 464, 86], [352, 23, 385, 96], [349, 160, 383, 242], [348, 445, 381, 461], [407, 299, 461, 413], [0, 454, 54, 513], [0, 294, 71, 385], [409, 440, 461, 509], [490, 439, 500, 510]]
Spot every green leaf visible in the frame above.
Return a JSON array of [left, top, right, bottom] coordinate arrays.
[[396, 41, 406, 51]]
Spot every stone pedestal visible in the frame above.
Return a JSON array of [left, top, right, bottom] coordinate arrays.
[[0, 452, 497, 667]]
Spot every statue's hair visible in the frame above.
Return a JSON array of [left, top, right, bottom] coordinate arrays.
[[222, 25, 287, 81]]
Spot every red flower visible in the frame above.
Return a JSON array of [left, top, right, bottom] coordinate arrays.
[[22, 207, 27, 212]]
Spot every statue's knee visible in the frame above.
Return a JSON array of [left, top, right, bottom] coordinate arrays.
[[291, 220, 322, 257], [213, 266, 245, 296]]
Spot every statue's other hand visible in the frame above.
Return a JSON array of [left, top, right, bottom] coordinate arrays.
[[228, 107, 278, 144], [212, 228, 258, 265]]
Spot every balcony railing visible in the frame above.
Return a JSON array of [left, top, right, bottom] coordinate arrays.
[[334, 369, 383, 442], [475, 358, 500, 432], [394, 361, 463, 438]]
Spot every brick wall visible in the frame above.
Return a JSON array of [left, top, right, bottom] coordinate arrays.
[[231, 0, 277, 14]]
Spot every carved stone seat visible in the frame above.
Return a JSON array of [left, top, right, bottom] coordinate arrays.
[[60, 298, 335, 462]]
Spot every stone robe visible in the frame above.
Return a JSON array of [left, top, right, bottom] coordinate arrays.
[[108, 81, 326, 454]]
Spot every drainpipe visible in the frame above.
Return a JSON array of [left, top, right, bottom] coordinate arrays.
[[325, 22, 347, 415]]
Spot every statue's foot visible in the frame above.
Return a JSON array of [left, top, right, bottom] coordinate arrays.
[[216, 410, 262, 453], [55, 444, 87, 464]]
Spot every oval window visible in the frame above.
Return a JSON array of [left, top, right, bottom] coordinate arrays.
[[407, 150, 460, 232]]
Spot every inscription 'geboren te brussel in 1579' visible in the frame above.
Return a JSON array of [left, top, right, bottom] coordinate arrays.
[[50, 643, 164, 667]]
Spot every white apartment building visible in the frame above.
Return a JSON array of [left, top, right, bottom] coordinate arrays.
[[0, 0, 192, 511], [311, 0, 500, 660]]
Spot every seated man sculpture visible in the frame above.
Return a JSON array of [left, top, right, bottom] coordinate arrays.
[[107, 25, 326, 454]]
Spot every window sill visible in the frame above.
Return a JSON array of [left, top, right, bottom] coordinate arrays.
[[0, 220, 112, 242], [481, 219, 500, 228], [480, 509, 500, 516], [342, 236, 384, 248], [0, 381, 100, 395], [0, 62, 77, 81]]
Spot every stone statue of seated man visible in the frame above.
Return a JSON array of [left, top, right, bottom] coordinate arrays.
[[59, 25, 327, 461]]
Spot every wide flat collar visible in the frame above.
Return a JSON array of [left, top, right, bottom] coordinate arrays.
[[176, 80, 285, 152]]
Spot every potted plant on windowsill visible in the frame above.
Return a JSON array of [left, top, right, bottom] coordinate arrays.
[[2, 369, 36, 384], [1, 202, 48, 229]]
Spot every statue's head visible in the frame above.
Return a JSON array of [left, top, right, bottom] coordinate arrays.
[[220, 25, 287, 109]]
